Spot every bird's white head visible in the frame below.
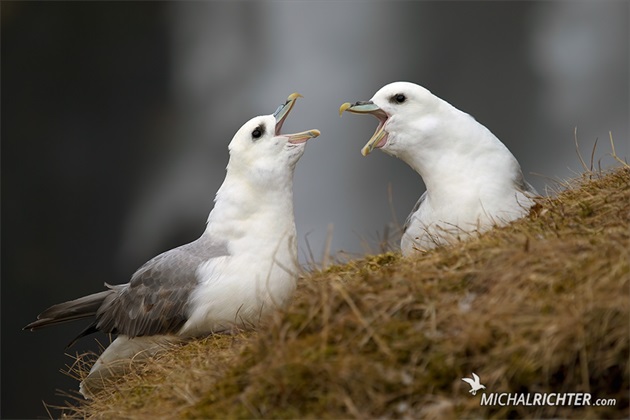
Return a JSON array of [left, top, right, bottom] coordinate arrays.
[[228, 93, 320, 182], [339, 81, 442, 158]]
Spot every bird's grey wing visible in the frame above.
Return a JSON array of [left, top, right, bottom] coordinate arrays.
[[403, 192, 427, 234], [95, 238, 229, 338]]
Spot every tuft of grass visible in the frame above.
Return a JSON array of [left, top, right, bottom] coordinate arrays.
[[58, 166, 629, 419]]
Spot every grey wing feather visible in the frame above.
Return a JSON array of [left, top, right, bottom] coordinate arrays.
[[25, 236, 229, 343], [403, 192, 427, 234], [24, 291, 113, 331], [95, 238, 229, 338]]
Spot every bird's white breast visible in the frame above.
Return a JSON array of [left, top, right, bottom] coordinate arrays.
[[401, 182, 534, 254], [182, 192, 299, 336]]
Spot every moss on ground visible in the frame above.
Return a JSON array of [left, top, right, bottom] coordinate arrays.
[[58, 166, 629, 419]]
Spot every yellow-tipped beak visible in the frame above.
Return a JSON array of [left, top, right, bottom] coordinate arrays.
[[339, 102, 352, 116], [275, 92, 303, 128], [338, 100, 389, 156], [287, 129, 321, 145], [360, 126, 387, 156], [274, 93, 320, 145]]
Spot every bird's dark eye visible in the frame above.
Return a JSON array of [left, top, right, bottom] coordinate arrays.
[[252, 126, 264, 140], [393, 94, 406, 104]]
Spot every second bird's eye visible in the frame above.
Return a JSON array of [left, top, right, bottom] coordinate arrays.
[[394, 94, 406, 104], [252, 126, 263, 139]]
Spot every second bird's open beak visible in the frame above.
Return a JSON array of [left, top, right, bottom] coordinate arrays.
[[274, 93, 321, 144], [339, 101, 388, 156]]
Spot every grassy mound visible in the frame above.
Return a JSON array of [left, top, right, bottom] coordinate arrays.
[[59, 166, 629, 419]]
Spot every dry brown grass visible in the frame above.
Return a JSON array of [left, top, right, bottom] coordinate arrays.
[[55, 166, 629, 419]]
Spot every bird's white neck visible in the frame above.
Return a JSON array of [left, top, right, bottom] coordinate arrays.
[[393, 107, 520, 206], [204, 167, 296, 247]]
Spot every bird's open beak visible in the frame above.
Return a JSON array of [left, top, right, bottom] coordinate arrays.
[[274, 92, 321, 144], [339, 101, 389, 156]]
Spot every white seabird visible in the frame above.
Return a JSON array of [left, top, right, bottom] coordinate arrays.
[[340, 81, 537, 255], [25, 93, 320, 397]]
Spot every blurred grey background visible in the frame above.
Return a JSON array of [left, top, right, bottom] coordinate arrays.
[[2, 1, 628, 418]]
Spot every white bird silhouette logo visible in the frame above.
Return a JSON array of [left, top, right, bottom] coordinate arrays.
[[462, 373, 486, 395]]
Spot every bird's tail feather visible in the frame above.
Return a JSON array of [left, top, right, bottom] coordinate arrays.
[[23, 290, 112, 331]]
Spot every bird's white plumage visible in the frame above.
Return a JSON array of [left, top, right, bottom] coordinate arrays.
[[86, 111, 315, 394], [183, 113, 306, 335], [26, 94, 319, 397], [342, 82, 536, 255]]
